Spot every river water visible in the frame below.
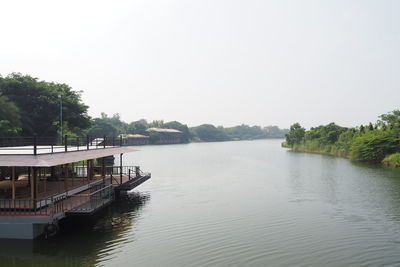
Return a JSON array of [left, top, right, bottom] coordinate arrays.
[[2, 139, 400, 266]]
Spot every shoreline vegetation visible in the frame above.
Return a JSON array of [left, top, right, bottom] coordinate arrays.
[[0, 73, 288, 144], [283, 110, 400, 168]]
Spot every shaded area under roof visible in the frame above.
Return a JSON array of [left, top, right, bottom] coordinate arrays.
[[0, 147, 137, 167]]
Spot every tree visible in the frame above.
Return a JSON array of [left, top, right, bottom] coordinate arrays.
[[0, 95, 21, 136], [149, 120, 164, 128], [224, 124, 266, 140], [98, 113, 128, 134], [190, 124, 230, 142], [349, 129, 399, 162], [379, 110, 400, 128], [285, 123, 305, 146], [263, 126, 289, 138], [87, 118, 118, 138], [127, 120, 148, 135], [368, 122, 374, 131], [163, 121, 191, 142], [0, 73, 91, 136]]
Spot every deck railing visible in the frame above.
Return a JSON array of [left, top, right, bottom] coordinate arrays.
[[74, 165, 144, 180], [65, 184, 114, 213], [0, 179, 114, 216], [0, 135, 123, 155]]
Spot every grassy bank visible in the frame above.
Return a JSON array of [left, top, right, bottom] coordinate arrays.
[[382, 153, 400, 168], [283, 110, 400, 168]]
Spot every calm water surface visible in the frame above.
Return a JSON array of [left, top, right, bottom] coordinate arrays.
[[2, 139, 400, 266]]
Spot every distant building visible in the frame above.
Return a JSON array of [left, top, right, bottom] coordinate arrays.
[[120, 134, 150, 146], [146, 128, 183, 144]]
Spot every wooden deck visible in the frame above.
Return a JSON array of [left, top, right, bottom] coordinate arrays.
[[0, 173, 150, 217]]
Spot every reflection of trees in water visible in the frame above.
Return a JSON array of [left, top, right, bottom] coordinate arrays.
[[0, 192, 150, 267]]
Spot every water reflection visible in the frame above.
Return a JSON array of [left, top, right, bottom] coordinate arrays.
[[0, 192, 150, 267]]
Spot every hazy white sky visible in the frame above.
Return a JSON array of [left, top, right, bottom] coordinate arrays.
[[1, 0, 399, 128]]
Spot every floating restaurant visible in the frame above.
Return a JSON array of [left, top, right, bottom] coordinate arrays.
[[0, 136, 150, 239]]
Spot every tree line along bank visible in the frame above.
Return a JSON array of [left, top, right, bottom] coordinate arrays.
[[283, 110, 400, 168], [0, 73, 288, 144]]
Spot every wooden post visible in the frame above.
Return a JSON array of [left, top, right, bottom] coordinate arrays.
[[101, 157, 105, 184], [64, 164, 68, 191], [33, 135, 37, 155], [71, 163, 74, 188], [120, 153, 123, 184], [82, 161, 85, 185], [86, 160, 90, 183], [28, 166, 31, 185], [11, 167, 16, 208], [31, 167, 37, 209], [38, 168, 42, 194], [44, 168, 47, 194], [36, 168, 39, 199], [64, 135, 68, 152]]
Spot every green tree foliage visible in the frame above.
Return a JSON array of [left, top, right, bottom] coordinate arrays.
[[96, 113, 128, 133], [304, 123, 347, 146], [87, 113, 127, 138], [224, 124, 266, 140], [87, 118, 118, 138], [163, 121, 191, 142], [379, 110, 400, 128], [190, 124, 230, 142], [190, 124, 288, 142], [368, 122, 374, 131], [149, 120, 164, 128], [335, 128, 357, 154], [263, 126, 289, 138], [0, 95, 21, 136], [0, 73, 91, 136], [349, 129, 399, 162], [285, 123, 305, 146], [284, 109, 400, 165], [127, 119, 148, 135]]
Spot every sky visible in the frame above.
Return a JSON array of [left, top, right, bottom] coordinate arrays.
[[1, 0, 399, 129]]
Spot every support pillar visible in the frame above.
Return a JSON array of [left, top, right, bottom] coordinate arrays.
[[86, 160, 90, 183], [30, 167, 37, 209], [90, 159, 94, 180], [120, 153, 123, 184], [44, 168, 47, 194], [64, 164, 68, 191], [11, 167, 16, 208], [36, 168, 39, 198], [102, 157, 105, 178]]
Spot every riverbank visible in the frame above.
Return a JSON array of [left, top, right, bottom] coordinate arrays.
[[382, 153, 400, 168], [283, 111, 400, 168], [283, 143, 400, 168]]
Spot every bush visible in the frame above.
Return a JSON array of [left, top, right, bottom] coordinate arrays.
[[349, 129, 399, 162]]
